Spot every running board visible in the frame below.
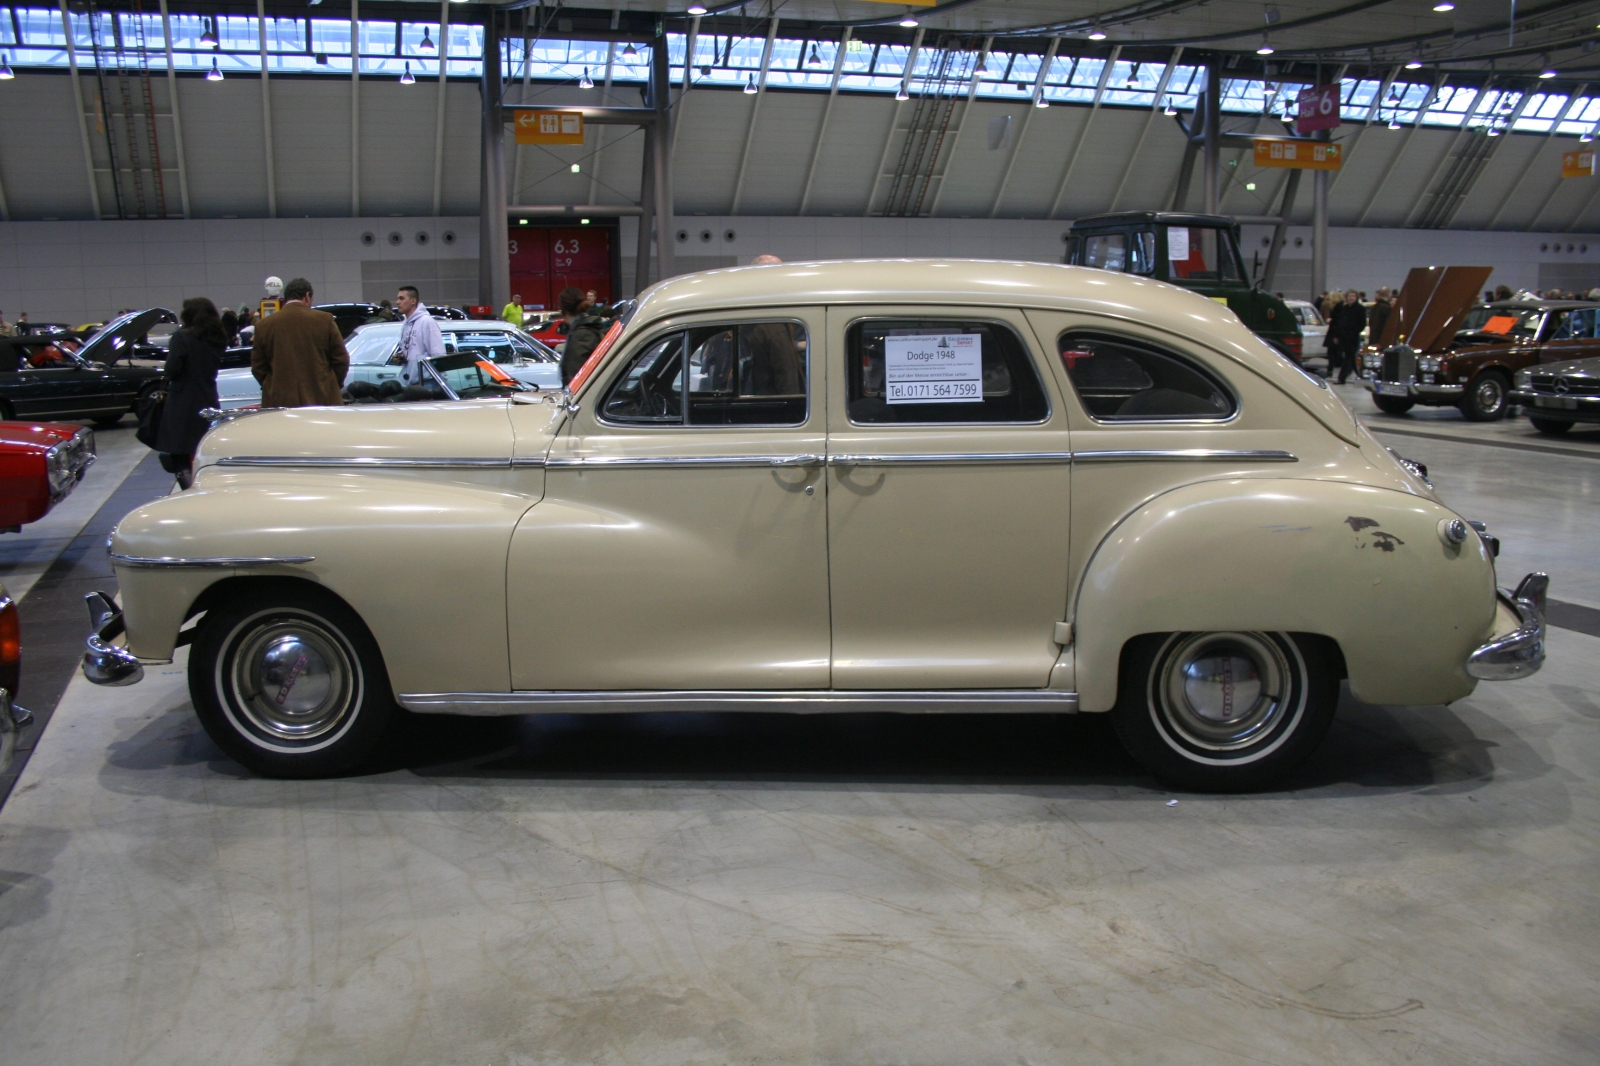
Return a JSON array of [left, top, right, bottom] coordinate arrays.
[[397, 689, 1080, 716]]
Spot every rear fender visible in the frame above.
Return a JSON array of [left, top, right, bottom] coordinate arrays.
[[1073, 478, 1497, 711]]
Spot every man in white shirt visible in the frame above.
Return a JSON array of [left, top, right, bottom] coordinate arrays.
[[395, 285, 445, 390]]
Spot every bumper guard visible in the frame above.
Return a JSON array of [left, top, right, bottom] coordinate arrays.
[[1467, 573, 1549, 681], [81, 591, 145, 687]]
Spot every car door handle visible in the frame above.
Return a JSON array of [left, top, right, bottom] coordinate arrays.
[[770, 454, 823, 467]]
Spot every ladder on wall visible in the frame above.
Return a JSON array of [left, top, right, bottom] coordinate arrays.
[[879, 37, 978, 218], [85, 1, 168, 220]]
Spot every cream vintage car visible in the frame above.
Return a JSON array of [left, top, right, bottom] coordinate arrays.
[[81, 261, 1547, 790]]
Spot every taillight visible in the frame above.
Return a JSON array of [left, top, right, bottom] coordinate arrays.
[[1282, 334, 1303, 358], [0, 594, 19, 700]]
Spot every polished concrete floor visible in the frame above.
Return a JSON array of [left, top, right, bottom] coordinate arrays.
[[0, 395, 1596, 1065]]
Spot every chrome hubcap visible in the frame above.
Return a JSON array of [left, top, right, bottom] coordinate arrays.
[[1476, 378, 1503, 412], [229, 618, 356, 742], [1157, 632, 1292, 751]]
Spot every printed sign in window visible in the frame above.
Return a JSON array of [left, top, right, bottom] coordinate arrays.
[[1167, 227, 1190, 261], [884, 334, 983, 403]]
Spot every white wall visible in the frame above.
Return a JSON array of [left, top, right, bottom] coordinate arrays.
[[0, 217, 479, 324], [1, 213, 1594, 322]]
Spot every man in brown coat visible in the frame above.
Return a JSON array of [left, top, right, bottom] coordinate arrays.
[[251, 277, 349, 407]]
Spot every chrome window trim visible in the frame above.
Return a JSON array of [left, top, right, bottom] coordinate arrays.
[[399, 689, 1079, 716], [1056, 328, 1243, 426], [547, 454, 823, 469], [109, 554, 316, 568], [844, 315, 1054, 427], [1073, 449, 1298, 464], [829, 452, 1073, 466], [595, 316, 813, 430]]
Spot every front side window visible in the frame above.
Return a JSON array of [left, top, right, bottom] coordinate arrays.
[[1083, 233, 1128, 272], [847, 319, 1048, 424], [602, 321, 807, 426], [1166, 226, 1244, 283], [1059, 332, 1235, 421]]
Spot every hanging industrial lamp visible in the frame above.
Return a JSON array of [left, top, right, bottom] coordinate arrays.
[[1432, 0, 1454, 10], [1539, 59, 1558, 79], [807, 44, 821, 66], [687, 3, 708, 13], [899, 15, 918, 28], [579, 66, 594, 88], [0, 54, 14, 80], [1087, 24, 1107, 41], [622, 42, 638, 58], [200, 16, 219, 48], [1035, 94, 1049, 108], [744, 74, 757, 94], [1256, 35, 1274, 55], [400, 61, 415, 84], [206, 56, 224, 80], [1163, 97, 1177, 116], [419, 28, 435, 52]]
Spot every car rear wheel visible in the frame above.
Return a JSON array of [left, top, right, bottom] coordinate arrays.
[[92, 414, 124, 427], [1111, 631, 1339, 792], [1529, 416, 1573, 436], [1372, 395, 1414, 415], [1461, 371, 1510, 421], [189, 584, 394, 778]]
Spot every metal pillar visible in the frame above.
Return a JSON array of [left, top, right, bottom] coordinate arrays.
[[257, 0, 277, 218], [1203, 58, 1220, 214], [635, 125, 656, 295], [158, 0, 192, 218], [350, 0, 360, 216], [478, 13, 509, 308], [650, 35, 674, 283], [1261, 169, 1299, 293], [1311, 130, 1329, 300]]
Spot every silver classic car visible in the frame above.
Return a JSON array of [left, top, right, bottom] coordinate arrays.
[[82, 261, 1546, 791]]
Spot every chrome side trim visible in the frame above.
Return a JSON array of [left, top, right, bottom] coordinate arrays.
[[109, 554, 316, 568], [216, 456, 513, 469], [547, 454, 824, 469], [1072, 449, 1298, 464], [398, 689, 1080, 716], [829, 452, 1074, 467], [1468, 572, 1548, 681]]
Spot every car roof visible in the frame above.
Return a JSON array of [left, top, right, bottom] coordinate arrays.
[[1069, 211, 1235, 229], [1486, 299, 1600, 311]]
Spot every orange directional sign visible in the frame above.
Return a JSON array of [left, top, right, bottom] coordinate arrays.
[[1253, 138, 1342, 171], [514, 109, 585, 145], [1562, 149, 1596, 179]]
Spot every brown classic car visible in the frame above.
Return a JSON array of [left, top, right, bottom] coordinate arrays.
[[1364, 267, 1600, 420]]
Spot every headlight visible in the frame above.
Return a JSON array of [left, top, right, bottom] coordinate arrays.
[[1363, 353, 1382, 368], [1418, 356, 1441, 372], [43, 443, 70, 495]]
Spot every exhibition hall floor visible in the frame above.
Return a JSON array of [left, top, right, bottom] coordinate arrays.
[[0, 396, 1595, 1065]]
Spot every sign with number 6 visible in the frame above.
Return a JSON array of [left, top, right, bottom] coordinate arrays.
[[1295, 84, 1341, 133]]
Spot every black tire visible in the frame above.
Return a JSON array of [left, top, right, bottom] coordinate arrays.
[[1372, 395, 1414, 415], [1529, 415, 1574, 436], [1460, 370, 1510, 421], [0, 400, 13, 422], [189, 584, 395, 778], [92, 413, 124, 427], [1111, 631, 1340, 792]]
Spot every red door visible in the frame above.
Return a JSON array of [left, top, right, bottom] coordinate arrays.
[[509, 232, 552, 311], [508, 228, 613, 313]]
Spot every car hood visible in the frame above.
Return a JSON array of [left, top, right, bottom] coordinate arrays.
[[194, 400, 523, 468], [1528, 354, 1600, 378], [0, 421, 86, 450]]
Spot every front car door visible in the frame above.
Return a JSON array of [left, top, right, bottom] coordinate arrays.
[[823, 306, 1072, 689], [506, 309, 829, 690]]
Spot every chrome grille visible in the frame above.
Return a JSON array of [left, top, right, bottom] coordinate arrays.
[[1379, 347, 1417, 383]]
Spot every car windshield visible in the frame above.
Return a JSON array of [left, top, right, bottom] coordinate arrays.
[[1458, 305, 1543, 339], [429, 354, 527, 398], [346, 326, 401, 364], [450, 329, 557, 364], [1165, 226, 1244, 283]]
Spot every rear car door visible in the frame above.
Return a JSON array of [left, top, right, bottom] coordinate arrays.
[[823, 306, 1072, 689]]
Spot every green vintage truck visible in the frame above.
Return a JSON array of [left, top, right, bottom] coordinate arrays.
[[1065, 211, 1303, 364]]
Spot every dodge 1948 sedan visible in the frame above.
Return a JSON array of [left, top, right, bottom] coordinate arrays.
[[81, 261, 1546, 790]]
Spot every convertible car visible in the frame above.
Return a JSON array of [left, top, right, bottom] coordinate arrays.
[[214, 319, 560, 409], [82, 260, 1545, 791]]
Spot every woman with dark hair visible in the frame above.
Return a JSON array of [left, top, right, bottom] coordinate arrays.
[[155, 297, 226, 487], [220, 307, 239, 346]]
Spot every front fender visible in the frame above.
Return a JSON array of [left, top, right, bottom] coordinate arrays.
[[112, 468, 541, 694], [1073, 478, 1497, 712]]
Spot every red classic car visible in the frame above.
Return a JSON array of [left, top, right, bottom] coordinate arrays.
[[0, 421, 96, 531]]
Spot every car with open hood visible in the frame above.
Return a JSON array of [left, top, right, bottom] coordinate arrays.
[[80, 260, 1545, 791], [1362, 266, 1600, 421]]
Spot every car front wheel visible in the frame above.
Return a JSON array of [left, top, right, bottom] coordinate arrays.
[[1461, 371, 1510, 421], [1111, 631, 1339, 792], [189, 584, 394, 778], [1528, 415, 1573, 436]]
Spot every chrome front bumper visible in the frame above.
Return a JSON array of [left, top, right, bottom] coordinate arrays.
[[1365, 380, 1464, 401], [81, 591, 144, 687], [1467, 573, 1549, 682]]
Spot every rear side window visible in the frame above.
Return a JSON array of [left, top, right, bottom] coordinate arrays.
[[847, 319, 1048, 424], [1059, 333, 1235, 422], [601, 321, 808, 426]]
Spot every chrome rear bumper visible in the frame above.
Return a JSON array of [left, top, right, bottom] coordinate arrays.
[[81, 591, 144, 687], [1467, 573, 1548, 681]]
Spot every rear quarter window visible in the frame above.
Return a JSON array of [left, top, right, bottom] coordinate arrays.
[[1059, 332, 1236, 422]]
